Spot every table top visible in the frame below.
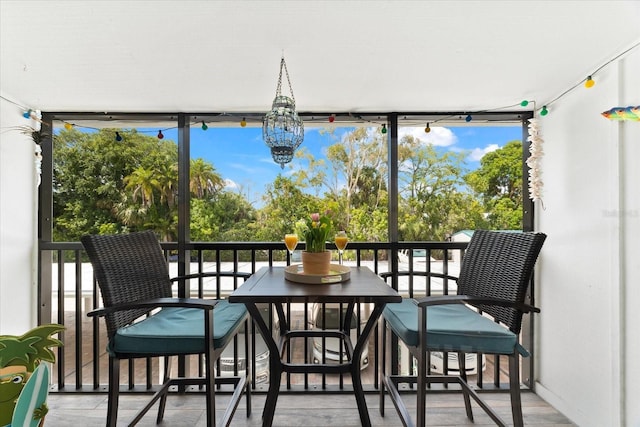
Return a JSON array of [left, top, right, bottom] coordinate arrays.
[[229, 266, 401, 304]]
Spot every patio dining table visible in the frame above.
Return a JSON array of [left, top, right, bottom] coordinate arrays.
[[228, 265, 402, 427]]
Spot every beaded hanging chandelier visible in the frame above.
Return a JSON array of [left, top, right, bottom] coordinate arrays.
[[262, 56, 304, 168]]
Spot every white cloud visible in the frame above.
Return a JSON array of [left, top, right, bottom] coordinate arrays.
[[469, 144, 499, 161], [224, 178, 238, 189], [399, 126, 457, 147]]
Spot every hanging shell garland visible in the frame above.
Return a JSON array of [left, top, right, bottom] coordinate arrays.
[[526, 118, 544, 206]]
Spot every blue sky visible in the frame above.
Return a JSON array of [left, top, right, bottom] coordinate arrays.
[[184, 124, 522, 205]]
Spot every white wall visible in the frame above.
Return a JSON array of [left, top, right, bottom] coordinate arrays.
[[0, 95, 38, 334], [535, 47, 640, 427]]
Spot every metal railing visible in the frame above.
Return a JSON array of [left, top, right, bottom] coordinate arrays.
[[39, 240, 532, 395]]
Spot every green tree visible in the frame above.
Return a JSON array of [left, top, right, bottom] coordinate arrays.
[[351, 165, 387, 208], [398, 134, 483, 241], [465, 140, 523, 229], [190, 158, 224, 199], [292, 127, 388, 237], [292, 146, 327, 196], [325, 127, 387, 225], [156, 159, 178, 207], [53, 128, 178, 240], [258, 175, 321, 242], [190, 192, 256, 242], [124, 166, 159, 207], [53, 128, 253, 243]]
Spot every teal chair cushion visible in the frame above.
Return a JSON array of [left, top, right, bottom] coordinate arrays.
[[383, 299, 527, 356], [108, 300, 247, 355]]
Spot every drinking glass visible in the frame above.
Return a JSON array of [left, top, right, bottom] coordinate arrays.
[[284, 233, 298, 262], [334, 231, 348, 265]]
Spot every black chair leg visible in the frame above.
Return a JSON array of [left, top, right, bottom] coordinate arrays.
[[245, 377, 252, 417], [245, 320, 252, 417], [416, 355, 427, 427], [458, 352, 474, 421], [107, 357, 120, 427], [156, 356, 171, 424], [379, 319, 387, 416], [509, 354, 524, 427], [206, 351, 216, 427]]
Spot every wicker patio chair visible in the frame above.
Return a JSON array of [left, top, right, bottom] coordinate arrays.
[[81, 231, 251, 427], [380, 229, 547, 427]]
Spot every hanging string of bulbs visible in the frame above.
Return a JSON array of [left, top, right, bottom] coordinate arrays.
[[3, 39, 637, 139]]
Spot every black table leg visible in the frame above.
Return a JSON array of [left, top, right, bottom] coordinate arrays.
[[244, 303, 283, 427], [261, 358, 282, 427], [351, 363, 371, 427], [350, 303, 385, 427]]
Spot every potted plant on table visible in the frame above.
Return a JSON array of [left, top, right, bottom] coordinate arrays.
[[298, 211, 334, 274]]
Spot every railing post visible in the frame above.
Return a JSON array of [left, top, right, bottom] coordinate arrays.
[[38, 113, 54, 325], [388, 113, 401, 376], [177, 113, 191, 390]]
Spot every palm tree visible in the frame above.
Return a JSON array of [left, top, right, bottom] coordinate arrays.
[[190, 158, 224, 199], [124, 166, 159, 207], [155, 159, 178, 207]]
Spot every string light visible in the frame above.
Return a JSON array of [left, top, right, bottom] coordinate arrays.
[[12, 40, 636, 135], [115, 132, 122, 142], [8, 44, 635, 129], [201, 121, 208, 131], [348, 113, 390, 130], [424, 123, 431, 133], [584, 76, 595, 88], [542, 41, 640, 111]]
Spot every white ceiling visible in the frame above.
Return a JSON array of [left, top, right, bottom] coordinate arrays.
[[1, 0, 639, 117]]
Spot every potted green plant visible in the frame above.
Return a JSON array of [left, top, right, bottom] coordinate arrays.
[[298, 211, 334, 274]]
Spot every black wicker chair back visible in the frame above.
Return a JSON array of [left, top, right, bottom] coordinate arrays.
[[81, 230, 172, 339], [457, 230, 547, 334]]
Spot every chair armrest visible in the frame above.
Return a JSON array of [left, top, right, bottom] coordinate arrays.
[[87, 297, 217, 318], [379, 271, 459, 281], [170, 271, 252, 282], [414, 295, 540, 313]]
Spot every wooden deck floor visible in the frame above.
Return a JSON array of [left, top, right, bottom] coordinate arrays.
[[46, 389, 575, 426]]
